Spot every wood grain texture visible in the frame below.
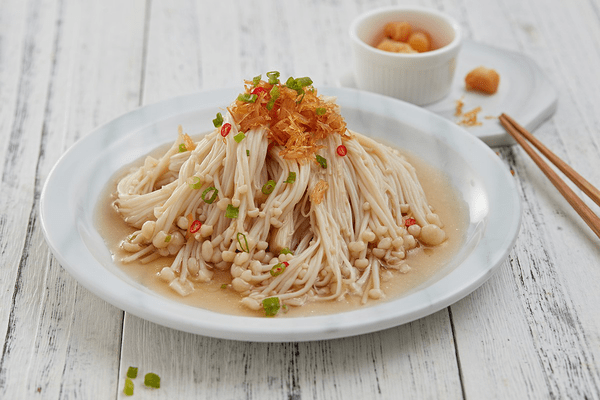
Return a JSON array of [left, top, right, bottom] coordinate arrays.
[[0, 0, 599, 399]]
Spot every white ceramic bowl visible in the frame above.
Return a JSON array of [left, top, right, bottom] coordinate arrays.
[[349, 6, 462, 105]]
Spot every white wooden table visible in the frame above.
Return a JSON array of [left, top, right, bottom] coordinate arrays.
[[2, 0, 600, 398]]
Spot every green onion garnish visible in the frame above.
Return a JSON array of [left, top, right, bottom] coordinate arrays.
[[126, 367, 138, 379], [252, 74, 261, 86], [189, 176, 202, 190], [285, 76, 313, 96], [267, 85, 280, 110], [220, 283, 227, 289], [238, 93, 258, 103], [234, 131, 246, 143], [213, 112, 223, 128], [266, 71, 280, 84], [144, 372, 161, 389], [201, 187, 218, 204], [296, 76, 313, 87], [225, 204, 239, 219], [124, 378, 134, 396], [164, 234, 171, 243], [262, 180, 276, 195], [179, 143, 187, 152], [237, 232, 249, 253], [283, 172, 296, 184], [316, 107, 326, 116], [280, 247, 293, 255], [316, 154, 327, 169], [262, 297, 281, 317], [270, 262, 287, 276], [246, 149, 250, 156]]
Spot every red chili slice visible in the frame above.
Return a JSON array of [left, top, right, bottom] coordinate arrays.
[[189, 220, 202, 233], [404, 218, 416, 227], [221, 123, 232, 137], [251, 87, 268, 97], [336, 145, 347, 156]]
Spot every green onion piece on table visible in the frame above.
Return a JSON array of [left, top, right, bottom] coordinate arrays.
[[126, 366, 138, 379], [124, 378, 134, 396], [144, 372, 161, 389]]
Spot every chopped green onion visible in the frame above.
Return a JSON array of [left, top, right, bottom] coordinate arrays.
[[316, 154, 327, 169], [316, 107, 327, 116], [220, 283, 228, 289], [296, 76, 313, 87], [237, 232, 249, 253], [238, 93, 258, 103], [144, 372, 161, 389], [252, 74, 261, 86], [266, 71, 280, 84], [262, 297, 281, 317], [201, 187, 218, 204], [262, 180, 276, 195], [124, 378, 134, 396], [225, 204, 239, 219], [127, 367, 138, 379], [270, 262, 287, 276], [280, 247, 293, 255], [246, 149, 250, 156], [179, 143, 187, 152], [213, 112, 223, 128], [128, 234, 137, 242], [282, 304, 289, 313], [164, 234, 171, 243], [189, 176, 202, 190], [234, 131, 246, 143], [285, 76, 313, 96], [285, 77, 301, 94], [267, 85, 280, 110], [283, 172, 296, 184]]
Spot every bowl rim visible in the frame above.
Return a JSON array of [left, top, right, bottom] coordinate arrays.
[[349, 5, 462, 59]]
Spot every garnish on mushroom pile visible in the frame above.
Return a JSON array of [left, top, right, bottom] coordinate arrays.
[[228, 71, 348, 160]]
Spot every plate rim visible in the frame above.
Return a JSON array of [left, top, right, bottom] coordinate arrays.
[[40, 86, 521, 342]]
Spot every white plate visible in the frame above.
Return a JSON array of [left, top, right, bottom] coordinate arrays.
[[339, 40, 558, 147], [40, 86, 521, 342]]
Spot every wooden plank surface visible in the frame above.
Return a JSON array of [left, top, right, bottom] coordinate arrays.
[[0, 0, 599, 399]]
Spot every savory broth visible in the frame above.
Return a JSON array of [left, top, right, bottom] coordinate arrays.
[[95, 140, 468, 317]]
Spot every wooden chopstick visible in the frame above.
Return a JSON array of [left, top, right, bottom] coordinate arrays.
[[499, 113, 600, 240]]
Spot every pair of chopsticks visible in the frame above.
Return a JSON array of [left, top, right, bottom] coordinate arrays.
[[499, 113, 600, 240]]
